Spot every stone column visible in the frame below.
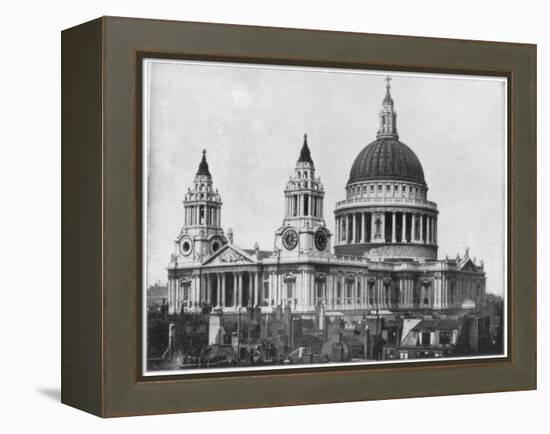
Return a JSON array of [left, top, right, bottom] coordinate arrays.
[[341, 274, 346, 307], [304, 272, 309, 308], [426, 216, 431, 244], [254, 272, 259, 307], [360, 213, 365, 242], [220, 273, 226, 307], [271, 271, 277, 305], [420, 214, 424, 243], [401, 212, 406, 242], [172, 278, 178, 314], [205, 274, 211, 304], [285, 197, 288, 217], [268, 272, 273, 305], [381, 212, 386, 242], [354, 275, 358, 308], [370, 212, 376, 243], [411, 214, 416, 242], [363, 276, 368, 308], [391, 211, 397, 242], [231, 272, 237, 307], [350, 213, 355, 243], [216, 273, 222, 307], [238, 272, 243, 308]]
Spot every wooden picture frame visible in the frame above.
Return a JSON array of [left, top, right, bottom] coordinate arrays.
[[61, 16, 536, 417]]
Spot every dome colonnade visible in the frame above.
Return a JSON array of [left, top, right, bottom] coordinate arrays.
[[334, 76, 438, 260]]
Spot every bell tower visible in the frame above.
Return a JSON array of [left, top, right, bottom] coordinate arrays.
[[274, 134, 332, 258], [174, 150, 227, 264]]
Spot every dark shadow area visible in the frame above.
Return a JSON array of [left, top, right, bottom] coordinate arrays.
[[37, 387, 61, 402]]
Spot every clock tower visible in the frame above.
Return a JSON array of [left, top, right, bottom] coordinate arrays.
[[174, 150, 227, 264], [274, 134, 332, 258]]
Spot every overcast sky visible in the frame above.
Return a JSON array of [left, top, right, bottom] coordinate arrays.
[[144, 59, 506, 296]]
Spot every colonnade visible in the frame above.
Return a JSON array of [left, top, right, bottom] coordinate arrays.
[[184, 204, 221, 227], [335, 210, 437, 245], [285, 193, 323, 218], [168, 269, 483, 314], [201, 270, 261, 309]]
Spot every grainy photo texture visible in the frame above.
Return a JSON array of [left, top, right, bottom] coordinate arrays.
[[142, 60, 507, 375]]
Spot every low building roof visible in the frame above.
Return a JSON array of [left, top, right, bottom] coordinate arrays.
[[412, 318, 461, 332]]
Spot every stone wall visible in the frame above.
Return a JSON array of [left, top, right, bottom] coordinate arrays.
[[334, 242, 437, 259]]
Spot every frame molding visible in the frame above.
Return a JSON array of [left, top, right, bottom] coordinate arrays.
[[62, 16, 536, 417]]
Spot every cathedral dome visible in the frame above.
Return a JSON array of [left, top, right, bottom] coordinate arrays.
[[348, 137, 426, 186]]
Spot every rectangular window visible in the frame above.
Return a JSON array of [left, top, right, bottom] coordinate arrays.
[[421, 331, 431, 345], [439, 331, 451, 345], [286, 281, 294, 300]]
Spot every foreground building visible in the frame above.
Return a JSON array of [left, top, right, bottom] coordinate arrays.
[[166, 78, 486, 322]]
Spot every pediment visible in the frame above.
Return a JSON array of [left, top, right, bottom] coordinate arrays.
[[458, 258, 479, 272], [202, 244, 256, 266]]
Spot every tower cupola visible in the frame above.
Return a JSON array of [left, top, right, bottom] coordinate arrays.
[[274, 134, 332, 258], [175, 150, 227, 263]]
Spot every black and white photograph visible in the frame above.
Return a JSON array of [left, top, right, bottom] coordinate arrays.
[[142, 59, 507, 375]]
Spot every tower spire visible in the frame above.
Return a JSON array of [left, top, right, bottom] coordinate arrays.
[[377, 76, 399, 139], [297, 133, 314, 165], [196, 149, 211, 177]]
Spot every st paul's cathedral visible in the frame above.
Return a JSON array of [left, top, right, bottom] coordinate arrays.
[[165, 78, 486, 323]]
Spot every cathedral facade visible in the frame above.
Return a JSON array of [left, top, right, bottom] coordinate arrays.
[[166, 78, 486, 320]]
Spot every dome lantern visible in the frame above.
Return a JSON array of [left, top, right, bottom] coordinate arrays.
[[377, 76, 399, 139]]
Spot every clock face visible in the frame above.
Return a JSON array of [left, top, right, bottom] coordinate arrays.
[[282, 229, 299, 250], [315, 229, 328, 251]]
